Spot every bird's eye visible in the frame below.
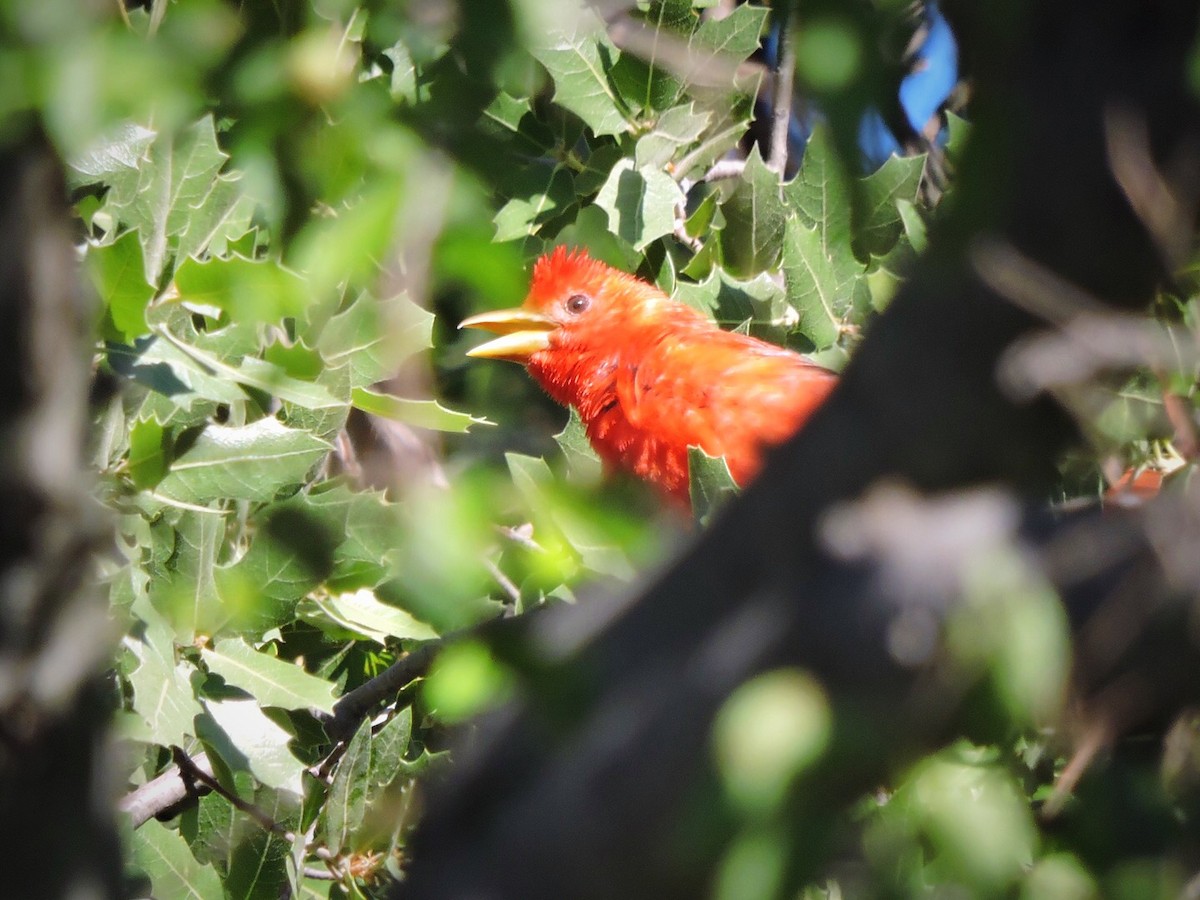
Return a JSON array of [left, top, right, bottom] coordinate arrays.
[[565, 293, 591, 315]]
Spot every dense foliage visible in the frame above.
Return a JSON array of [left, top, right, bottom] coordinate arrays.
[[3, 0, 1199, 897]]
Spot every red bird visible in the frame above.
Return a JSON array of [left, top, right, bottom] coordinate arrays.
[[461, 247, 837, 507]]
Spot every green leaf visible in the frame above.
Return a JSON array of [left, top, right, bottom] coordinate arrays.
[[92, 115, 250, 285], [370, 707, 413, 787], [635, 103, 711, 169], [127, 416, 168, 489], [674, 268, 791, 335], [289, 482, 403, 592], [157, 418, 331, 504], [147, 511, 227, 640], [130, 820, 225, 900], [854, 153, 925, 258], [88, 230, 154, 340], [351, 387, 490, 433], [527, 8, 631, 137], [593, 158, 685, 251], [719, 146, 786, 276], [781, 215, 867, 350], [688, 447, 740, 526], [174, 255, 309, 324], [784, 126, 853, 248], [201, 638, 337, 713], [493, 162, 575, 242], [316, 290, 433, 389], [383, 40, 418, 104], [693, 3, 770, 60], [199, 698, 306, 795], [106, 335, 248, 409], [554, 406, 602, 482], [307, 589, 439, 644], [67, 122, 157, 185], [123, 614, 203, 747], [323, 719, 372, 854]]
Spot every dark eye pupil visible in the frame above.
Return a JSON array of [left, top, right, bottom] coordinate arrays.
[[566, 293, 590, 314]]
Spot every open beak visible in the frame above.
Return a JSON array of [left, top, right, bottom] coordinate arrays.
[[459, 308, 556, 362]]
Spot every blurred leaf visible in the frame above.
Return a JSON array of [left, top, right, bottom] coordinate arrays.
[[130, 820, 225, 900], [174, 255, 308, 324], [594, 158, 685, 251], [67, 122, 157, 183], [201, 638, 337, 713], [351, 387, 491, 433], [157, 418, 331, 504], [307, 589, 439, 644]]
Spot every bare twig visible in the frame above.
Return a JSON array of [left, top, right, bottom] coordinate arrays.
[[119, 751, 214, 829], [767, 3, 795, 176], [171, 747, 291, 837]]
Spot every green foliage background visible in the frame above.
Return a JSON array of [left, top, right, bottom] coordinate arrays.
[[3, 0, 1199, 897]]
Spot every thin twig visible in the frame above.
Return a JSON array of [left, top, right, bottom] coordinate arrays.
[[767, 3, 795, 176], [172, 747, 290, 837]]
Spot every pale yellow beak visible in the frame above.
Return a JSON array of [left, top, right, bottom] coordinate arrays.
[[460, 308, 556, 362]]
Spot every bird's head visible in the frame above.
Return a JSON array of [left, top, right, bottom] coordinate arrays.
[[459, 246, 676, 368]]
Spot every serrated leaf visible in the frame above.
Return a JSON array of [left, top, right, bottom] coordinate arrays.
[[594, 158, 685, 251], [123, 615, 203, 747], [693, 3, 769, 60], [202, 638, 337, 713], [854, 153, 925, 257], [719, 146, 786, 276], [130, 820, 225, 900], [782, 215, 867, 350], [218, 500, 338, 604], [68, 122, 157, 183], [308, 589, 439, 644], [784, 127, 853, 250], [674, 268, 790, 335], [88, 230, 154, 340], [94, 115, 242, 284], [323, 719, 372, 853], [528, 7, 631, 137], [351, 387, 490, 433], [554, 406, 601, 481], [370, 707, 413, 787], [199, 698, 305, 795], [174, 255, 308, 324], [157, 418, 331, 504], [149, 510, 227, 640], [635, 103, 711, 169], [290, 482, 401, 591], [493, 162, 575, 242], [316, 291, 433, 389], [688, 446, 739, 526]]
